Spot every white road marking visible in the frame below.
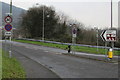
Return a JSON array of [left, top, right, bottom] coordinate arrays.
[[113, 63, 118, 64], [55, 53, 62, 55], [44, 51, 49, 52]]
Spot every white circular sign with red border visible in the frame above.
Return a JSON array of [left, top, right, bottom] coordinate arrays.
[[4, 15, 12, 23]]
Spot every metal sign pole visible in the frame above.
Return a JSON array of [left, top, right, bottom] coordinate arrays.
[[74, 38, 76, 54], [5, 37, 7, 56], [112, 42, 114, 55], [72, 37, 74, 54], [96, 29, 99, 52], [72, 37, 76, 54], [73, 37, 75, 54], [9, 0, 12, 58], [10, 0, 12, 15], [9, 36, 12, 58], [71, 24, 77, 54]]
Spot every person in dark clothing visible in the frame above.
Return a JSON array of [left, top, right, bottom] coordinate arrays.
[[68, 45, 71, 53]]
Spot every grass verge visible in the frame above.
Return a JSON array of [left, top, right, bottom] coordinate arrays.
[[0, 49, 2, 80], [13, 39, 120, 56], [2, 49, 26, 78]]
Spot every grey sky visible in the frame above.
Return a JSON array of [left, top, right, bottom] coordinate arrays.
[[1, 0, 119, 29]]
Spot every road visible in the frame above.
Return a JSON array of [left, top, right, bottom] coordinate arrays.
[[2, 41, 119, 78]]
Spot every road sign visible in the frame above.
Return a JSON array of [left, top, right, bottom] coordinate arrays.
[[73, 34, 76, 38], [4, 24, 12, 31], [4, 15, 12, 23], [5, 32, 12, 36], [100, 30, 117, 42], [72, 28, 77, 38]]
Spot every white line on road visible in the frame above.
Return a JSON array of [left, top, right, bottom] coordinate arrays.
[[55, 53, 62, 55], [113, 63, 118, 64], [44, 51, 49, 52]]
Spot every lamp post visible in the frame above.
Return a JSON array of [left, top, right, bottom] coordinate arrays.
[[36, 3, 50, 41], [36, 3, 45, 41], [42, 5, 45, 41]]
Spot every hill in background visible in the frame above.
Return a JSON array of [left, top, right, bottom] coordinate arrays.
[[2, 2, 26, 28]]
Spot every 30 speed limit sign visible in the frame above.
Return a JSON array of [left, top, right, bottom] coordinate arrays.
[[4, 15, 12, 23]]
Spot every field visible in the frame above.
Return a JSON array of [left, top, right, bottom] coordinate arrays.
[[14, 39, 120, 56]]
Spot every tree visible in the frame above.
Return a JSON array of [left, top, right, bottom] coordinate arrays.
[[21, 5, 58, 39], [19, 5, 120, 48]]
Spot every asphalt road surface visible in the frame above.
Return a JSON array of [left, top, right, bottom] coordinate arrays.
[[2, 41, 119, 78]]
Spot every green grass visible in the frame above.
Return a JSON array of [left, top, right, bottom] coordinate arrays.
[[2, 50, 26, 78], [74, 46, 120, 55], [0, 49, 2, 80], [13, 39, 120, 56]]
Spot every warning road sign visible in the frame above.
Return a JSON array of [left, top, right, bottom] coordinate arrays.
[[100, 30, 117, 42]]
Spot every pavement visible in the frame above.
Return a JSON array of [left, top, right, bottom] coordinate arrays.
[[2, 41, 119, 78]]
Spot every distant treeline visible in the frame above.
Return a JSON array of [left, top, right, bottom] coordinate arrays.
[[14, 5, 120, 48]]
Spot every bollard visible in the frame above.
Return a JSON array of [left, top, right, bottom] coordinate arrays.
[[68, 45, 71, 53], [108, 48, 113, 60]]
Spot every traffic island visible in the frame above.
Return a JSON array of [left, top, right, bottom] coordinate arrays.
[[62, 52, 119, 63]]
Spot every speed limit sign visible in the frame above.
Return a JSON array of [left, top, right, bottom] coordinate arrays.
[[4, 15, 12, 23]]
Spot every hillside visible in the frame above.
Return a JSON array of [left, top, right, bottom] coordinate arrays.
[[118, 1, 120, 42], [2, 2, 26, 28], [0, 2, 1, 40]]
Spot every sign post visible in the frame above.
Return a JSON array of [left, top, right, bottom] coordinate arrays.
[[100, 30, 117, 60], [72, 24, 77, 54], [4, 14, 13, 58], [3, 0, 13, 58], [100, 30, 117, 42]]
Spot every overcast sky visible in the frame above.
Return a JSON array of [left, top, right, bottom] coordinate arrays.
[[1, 0, 119, 29]]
